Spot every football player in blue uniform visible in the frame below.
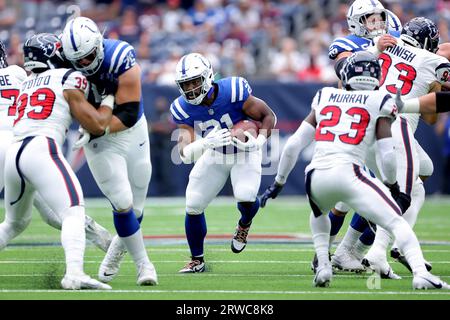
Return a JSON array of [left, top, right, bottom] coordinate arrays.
[[59, 17, 157, 286], [171, 53, 276, 273]]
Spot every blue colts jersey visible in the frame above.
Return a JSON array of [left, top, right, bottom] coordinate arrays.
[[170, 77, 252, 153], [88, 39, 144, 121], [328, 31, 399, 60]]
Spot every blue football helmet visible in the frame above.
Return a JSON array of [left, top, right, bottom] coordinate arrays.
[[340, 51, 381, 91], [23, 33, 66, 73], [400, 17, 440, 53]]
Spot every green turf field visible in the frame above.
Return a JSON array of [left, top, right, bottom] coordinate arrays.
[[0, 197, 449, 300]]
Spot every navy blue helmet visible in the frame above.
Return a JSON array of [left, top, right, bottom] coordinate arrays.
[[23, 33, 67, 73], [0, 40, 7, 68], [340, 51, 381, 91], [400, 17, 440, 53]]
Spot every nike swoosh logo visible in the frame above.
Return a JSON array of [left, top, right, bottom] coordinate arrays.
[[139, 141, 146, 146], [423, 277, 442, 289], [103, 272, 115, 277]]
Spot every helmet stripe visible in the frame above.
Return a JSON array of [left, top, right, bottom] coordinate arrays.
[[69, 20, 78, 51], [370, 0, 377, 7], [181, 56, 187, 75]]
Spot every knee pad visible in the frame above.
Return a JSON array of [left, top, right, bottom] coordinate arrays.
[[130, 159, 152, 190], [233, 186, 258, 203], [419, 153, 434, 177], [186, 191, 207, 215]]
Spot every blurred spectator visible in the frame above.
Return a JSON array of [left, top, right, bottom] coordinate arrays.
[[0, 0, 17, 29], [435, 114, 450, 194], [114, 6, 142, 45], [148, 96, 177, 196], [6, 31, 23, 66], [297, 40, 337, 84], [269, 37, 303, 82]]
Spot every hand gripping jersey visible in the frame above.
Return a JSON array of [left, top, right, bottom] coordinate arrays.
[[86, 39, 144, 122], [170, 76, 252, 150], [13, 68, 89, 147], [306, 87, 397, 171], [0, 65, 27, 130], [329, 30, 399, 60]]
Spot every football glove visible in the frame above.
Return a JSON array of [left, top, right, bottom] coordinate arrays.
[[260, 181, 284, 208], [385, 181, 411, 214], [232, 132, 267, 152], [203, 126, 232, 149]]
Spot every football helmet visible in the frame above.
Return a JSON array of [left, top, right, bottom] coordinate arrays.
[[175, 53, 214, 105], [400, 17, 440, 53], [23, 33, 65, 73], [340, 51, 381, 91], [386, 9, 402, 33], [60, 17, 104, 76], [0, 41, 7, 68], [347, 0, 388, 38]]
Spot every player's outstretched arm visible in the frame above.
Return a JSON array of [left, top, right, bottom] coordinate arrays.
[[396, 89, 450, 114], [108, 64, 142, 133], [65, 89, 113, 136]]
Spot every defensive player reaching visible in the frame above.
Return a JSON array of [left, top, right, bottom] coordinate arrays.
[[0, 33, 113, 290]]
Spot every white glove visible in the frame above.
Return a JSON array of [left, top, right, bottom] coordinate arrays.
[[232, 132, 267, 152], [203, 126, 232, 149], [72, 127, 90, 150]]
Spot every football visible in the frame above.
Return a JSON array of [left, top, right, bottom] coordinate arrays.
[[231, 120, 260, 142]]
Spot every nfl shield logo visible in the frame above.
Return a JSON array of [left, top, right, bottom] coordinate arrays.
[[208, 109, 214, 115]]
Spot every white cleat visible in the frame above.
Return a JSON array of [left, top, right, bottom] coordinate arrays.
[[361, 256, 401, 280], [413, 273, 450, 290], [85, 215, 113, 252], [98, 235, 127, 283], [137, 262, 158, 286], [61, 273, 112, 290], [313, 263, 332, 287], [331, 250, 366, 273]]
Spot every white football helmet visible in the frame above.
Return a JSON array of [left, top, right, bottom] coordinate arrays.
[[60, 17, 104, 76], [386, 9, 402, 33], [347, 0, 388, 38], [175, 53, 214, 105]]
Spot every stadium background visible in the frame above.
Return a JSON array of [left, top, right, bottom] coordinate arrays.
[[1, 0, 449, 197]]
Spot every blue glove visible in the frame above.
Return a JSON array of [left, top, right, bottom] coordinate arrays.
[[260, 181, 284, 208]]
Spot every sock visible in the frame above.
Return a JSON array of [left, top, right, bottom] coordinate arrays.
[[359, 226, 375, 245], [353, 239, 371, 261], [329, 210, 345, 236], [336, 226, 362, 254], [113, 208, 149, 266], [61, 208, 85, 275], [310, 212, 331, 266], [185, 213, 207, 258], [350, 213, 369, 232], [237, 198, 260, 226], [365, 227, 392, 261]]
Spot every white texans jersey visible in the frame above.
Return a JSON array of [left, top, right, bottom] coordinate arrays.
[[379, 39, 450, 132], [13, 68, 89, 146], [306, 87, 397, 171], [0, 65, 27, 130]]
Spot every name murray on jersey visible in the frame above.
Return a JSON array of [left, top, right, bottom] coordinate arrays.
[[328, 92, 369, 105], [386, 44, 417, 63]]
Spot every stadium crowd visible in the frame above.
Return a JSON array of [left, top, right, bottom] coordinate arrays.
[[1, 0, 449, 84]]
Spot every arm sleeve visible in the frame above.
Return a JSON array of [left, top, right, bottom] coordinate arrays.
[[275, 120, 316, 184], [376, 137, 397, 184]]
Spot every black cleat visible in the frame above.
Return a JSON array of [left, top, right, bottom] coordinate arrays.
[[390, 248, 432, 272]]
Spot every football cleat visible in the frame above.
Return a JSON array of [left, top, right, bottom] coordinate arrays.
[[179, 258, 205, 273], [61, 273, 112, 290], [331, 250, 366, 273], [390, 248, 432, 272], [361, 257, 401, 280], [98, 236, 127, 283], [231, 223, 251, 253], [313, 263, 332, 287], [413, 273, 450, 290], [136, 262, 158, 286], [311, 252, 332, 274], [85, 215, 113, 253]]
